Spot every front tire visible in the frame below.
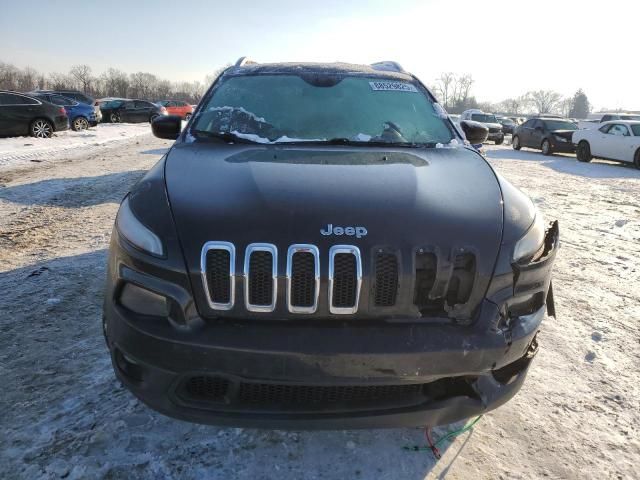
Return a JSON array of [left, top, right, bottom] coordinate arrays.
[[541, 139, 552, 156], [512, 135, 521, 150], [577, 141, 592, 162], [150, 114, 159, 123], [72, 116, 89, 131], [634, 149, 640, 170], [30, 119, 53, 138], [110, 113, 120, 123]]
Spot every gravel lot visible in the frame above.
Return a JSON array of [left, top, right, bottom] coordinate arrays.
[[1, 133, 638, 479]]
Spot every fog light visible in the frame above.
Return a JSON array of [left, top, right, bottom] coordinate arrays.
[[114, 348, 143, 382], [119, 283, 169, 317]]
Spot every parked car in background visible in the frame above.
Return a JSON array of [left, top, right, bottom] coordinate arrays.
[[29, 92, 97, 131], [573, 121, 640, 168], [497, 116, 517, 135], [35, 89, 101, 123], [100, 99, 167, 123], [460, 109, 504, 144], [0, 90, 69, 138], [512, 118, 578, 155], [578, 112, 640, 130], [158, 100, 194, 120]]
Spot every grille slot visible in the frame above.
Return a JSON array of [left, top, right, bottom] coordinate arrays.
[[184, 376, 230, 402], [287, 245, 320, 313], [237, 382, 423, 407], [413, 251, 442, 314], [374, 252, 399, 307], [244, 244, 277, 312], [446, 253, 476, 305], [329, 246, 362, 314], [200, 242, 235, 310]]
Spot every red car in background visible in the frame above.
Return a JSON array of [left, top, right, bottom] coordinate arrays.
[[158, 100, 194, 120]]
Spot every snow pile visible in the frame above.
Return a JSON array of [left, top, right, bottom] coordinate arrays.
[[0, 123, 152, 169]]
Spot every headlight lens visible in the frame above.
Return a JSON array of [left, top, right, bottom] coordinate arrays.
[[554, 135, 568, 143], [116, 197, 164, 256], [513, 214, 545, 263]]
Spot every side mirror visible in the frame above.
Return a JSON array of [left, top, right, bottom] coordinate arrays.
[[152, 115, 182, 140], [460, 120, 489, 144]]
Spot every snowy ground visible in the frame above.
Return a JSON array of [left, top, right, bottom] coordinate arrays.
[[0, 123, 152, 170], [0, 133, 639, 479]]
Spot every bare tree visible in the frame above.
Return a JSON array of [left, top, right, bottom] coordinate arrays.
[[499, 94, 531, 115], [48, 72, 73, 90], [101, 68, 129, 98], [528, 90, 562, 114], [70, 64, 93, 93], [433, 72, 455, 108], [558, 97, 573, 118]]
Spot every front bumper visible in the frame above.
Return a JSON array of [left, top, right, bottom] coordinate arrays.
[[550, 139, 575, 153], [104, 285, 544, 429], [488, 132, 504, 142]]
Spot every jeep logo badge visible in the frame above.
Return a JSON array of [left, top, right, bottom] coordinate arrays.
[[320, 224, 368, 238]]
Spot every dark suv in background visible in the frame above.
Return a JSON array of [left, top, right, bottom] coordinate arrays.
[[512, 118, 578, 155], [104, 58, 558, 430], [0, 90, 69, 138]]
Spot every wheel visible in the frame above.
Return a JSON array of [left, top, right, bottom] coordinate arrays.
[[576, 141, 592, 162], [541, 139, 552, 156], [495, 137, 504, 145], [150, 114, 159, 123], [185, 113, 192, 121], [71, 116, 89, 131], [634, 149, 640, 170], [512, 135, 521, 150], [110, 113, 120, 123], [30, 119, 53, 138]]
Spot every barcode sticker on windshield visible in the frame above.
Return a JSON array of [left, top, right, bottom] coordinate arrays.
[[369, 81, 418, 93]]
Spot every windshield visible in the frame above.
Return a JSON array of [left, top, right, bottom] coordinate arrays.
[[620, 115, 640, 121], [631, 125, 640, 136], [545, 120, 577, 130], [191, 75, 454, 145], [471, 114, 498, 123], [500, 119, 515, 125]]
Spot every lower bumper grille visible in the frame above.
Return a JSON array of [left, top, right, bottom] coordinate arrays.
[[179, 375, 480, 413]]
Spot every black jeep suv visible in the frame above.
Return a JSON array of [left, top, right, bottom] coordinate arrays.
[[103, 58, 558, 429]]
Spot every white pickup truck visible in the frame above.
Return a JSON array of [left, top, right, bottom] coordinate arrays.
[[578, 112, 640, 129]]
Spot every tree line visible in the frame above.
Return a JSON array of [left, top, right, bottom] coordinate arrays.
[[431, 72, 592, 119], [0, 61, 227, 103]]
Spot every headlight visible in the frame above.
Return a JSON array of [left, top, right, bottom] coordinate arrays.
[[554, 135, 568, 143], [116, 196, 164, 256], [513, 214, 545, 263]]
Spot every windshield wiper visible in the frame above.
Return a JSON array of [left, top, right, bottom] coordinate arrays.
[[190, 130, 261, 144], [323, 138, 437, 148]]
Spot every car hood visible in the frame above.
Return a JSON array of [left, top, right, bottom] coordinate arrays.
[[551, 129, 576, 140], [483, 122, 502, 130], [164, 143, 504, 316]]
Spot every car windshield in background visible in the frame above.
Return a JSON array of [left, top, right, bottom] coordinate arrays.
[[471, 114, 498, 123], [620, 115, 640, 121], [501, 119, 515, 125], [631, 125, 640, 136], [545, 120, 577, 130], [191, 75, 454, 145]]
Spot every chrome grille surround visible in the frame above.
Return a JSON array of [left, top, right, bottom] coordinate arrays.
[[243, 243, 278, 312], [328, 245, 363, 314], [286, 244, 320, 314], [200, 241, 236, 310]]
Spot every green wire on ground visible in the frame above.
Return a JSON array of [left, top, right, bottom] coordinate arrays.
[[433, 415, 483, 448], [402, 415, 483, 453]]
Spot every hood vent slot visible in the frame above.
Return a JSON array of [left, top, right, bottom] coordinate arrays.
[[329, 246, 362, 314], [244, 244, 277, 312], [446, 253, 476, 306], [287, 245, 320, 314], [373, 252, 399, 307]]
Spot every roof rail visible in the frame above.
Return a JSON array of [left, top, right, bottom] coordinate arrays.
[[235, 56, 257, 67], [370, 61, 405, 73]]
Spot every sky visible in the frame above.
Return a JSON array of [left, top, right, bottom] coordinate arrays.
[[1, 0, 638, 110]]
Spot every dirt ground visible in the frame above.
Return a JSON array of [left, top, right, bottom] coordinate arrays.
[[0, 134, 638, 479]]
